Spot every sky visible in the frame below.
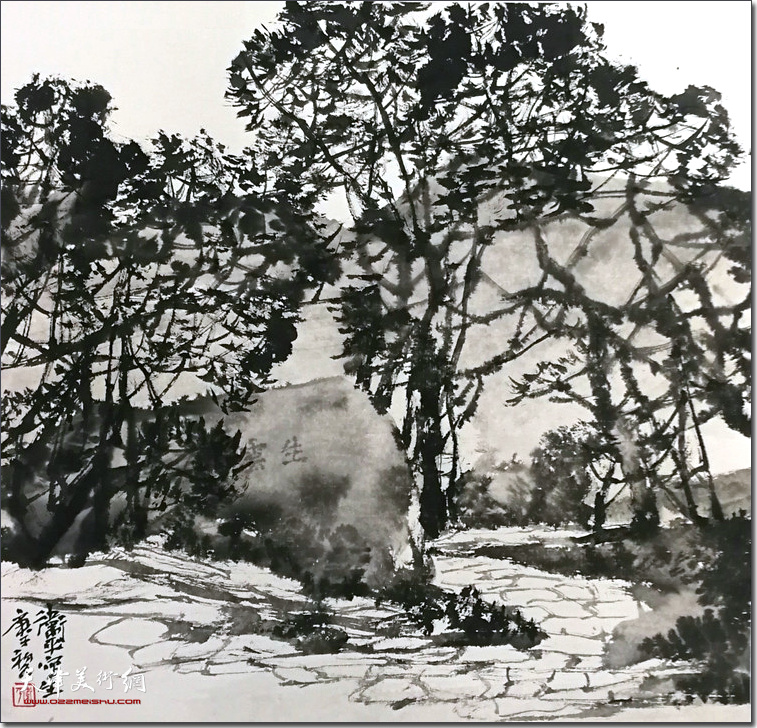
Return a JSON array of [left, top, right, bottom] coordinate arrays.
[[1, 1, 752, 473]]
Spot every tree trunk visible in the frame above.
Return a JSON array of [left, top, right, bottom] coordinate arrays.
[[687, 390, 725, 522], [615, 420, 659, 536], [592, 491, 607, 534], [675, 399, 707, 527], [24, 448, 111, 569], [628, 473, 660, 536], [592, 469, 615, 534], [416, 379, 447, 539]]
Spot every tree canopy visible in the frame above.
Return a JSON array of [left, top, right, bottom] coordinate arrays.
[[1, 75, 339, 565], [0, 2, 749, 566], [228, 1, 747, 537]]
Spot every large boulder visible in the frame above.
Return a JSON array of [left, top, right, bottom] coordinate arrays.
[[171, 376, 416, 593]]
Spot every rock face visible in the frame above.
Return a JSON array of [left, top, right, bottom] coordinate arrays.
[[184, 376, 415, 590]]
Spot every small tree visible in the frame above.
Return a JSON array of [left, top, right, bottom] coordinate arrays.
[[527, 424, 600, 529]]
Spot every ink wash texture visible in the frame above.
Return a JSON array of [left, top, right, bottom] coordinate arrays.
[[0, 1, 750, 722]]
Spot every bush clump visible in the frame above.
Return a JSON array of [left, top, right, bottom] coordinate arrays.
[[167, 513, 377, 600], [640, 609, 749, 703], [378, 569, 545, 648], [638, 513, 750, 704], [272, 611, 350, 654], [454, 472, 513, 529], [454, 432, 595, 531]]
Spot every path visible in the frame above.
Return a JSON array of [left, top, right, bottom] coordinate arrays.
[[1, 528, 710, 721]]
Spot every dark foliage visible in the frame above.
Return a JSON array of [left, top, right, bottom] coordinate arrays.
[[1, 403, 249, 565], [640, 610, 749, 703], [457, 425, 612, 530], [222, 604, 349, 655], [378, 569, 545, 648], [113, 411, 249, 548], [468, 539, 638, 583], [639, 514, 750, 703], [272, 611, 350, 654], [528, 426, 596, 528], [165, 510, 376, 600], [1, 76, 338, 567], [454, 471, 513, 529]]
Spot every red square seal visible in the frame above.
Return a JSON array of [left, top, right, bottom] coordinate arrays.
[[12, 682, 36, 707]]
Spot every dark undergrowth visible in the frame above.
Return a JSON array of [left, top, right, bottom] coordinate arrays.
[[223, 603, 350, 655], [163, 513, 377, 600], [271, 611, 350, 655], [462, 537, 640, 584], [637, 514, 751, 704], [376, 566, 546, 649], [639, 609, 750, 704], [219, 564, 546, 656]]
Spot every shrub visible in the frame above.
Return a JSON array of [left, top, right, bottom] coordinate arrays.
[[0, 520, 31, 564], [455, 430, 597, 529], [223, 604, 349, 654], [444, 585, 545, 648], [528, 426, 595, 528], [638, 514, 751, 703], [640, 609, 750, 703], [454, 471, 513, 529], [165, 511, 376, 600], [296, 627, 350, 655], [377, 569, 545, 648], [272, 611, 349, 654]]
